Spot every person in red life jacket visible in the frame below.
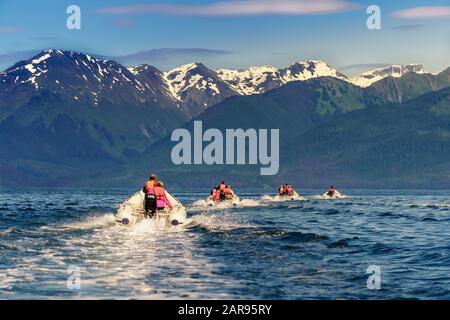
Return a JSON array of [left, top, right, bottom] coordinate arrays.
[[286, 184, 293, 195], [154, 181, 173, 210], [327, 186, 336, 197], [218, 181, 226, 201], [143, 174, 158, 217], [143, 174, 157, 193], [214, 189, 221, 202], [224, 185, 233, 200]]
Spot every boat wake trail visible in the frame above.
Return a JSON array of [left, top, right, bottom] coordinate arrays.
[[186, 212, 255, 232], [59, 214, 117, 230], [190, 198, 263, 210], [260, 194, 307, 202]]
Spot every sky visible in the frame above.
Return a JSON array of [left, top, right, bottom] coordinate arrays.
[[0, 0, 449, 75]]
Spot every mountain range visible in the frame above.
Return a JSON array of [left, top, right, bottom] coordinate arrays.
[[0, 49, 449, 188]]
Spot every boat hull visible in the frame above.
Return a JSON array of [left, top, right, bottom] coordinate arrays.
[[115, 191, 186, 226]]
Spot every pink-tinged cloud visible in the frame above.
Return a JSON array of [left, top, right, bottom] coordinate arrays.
[[392, 6, 450, 19], [0, 27, 17, 33], [113, 18, 136, 28], [97, 0, 360, 17]]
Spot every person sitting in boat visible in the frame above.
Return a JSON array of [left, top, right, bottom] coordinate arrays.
[[218, 181, 226, 201], [143, 174, 158, 217], [224, 185, 234, 200], [154, 181, 172, 211], [327, 186, 336, 197], [214, 188, 221, 202], [210, 188, 217, 200], [285, 184, 294, 196], [143, 174, 157, 193], [278, 185, 286, 195]]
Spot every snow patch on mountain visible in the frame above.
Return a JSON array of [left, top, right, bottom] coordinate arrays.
[[279, 60, 349, 83], [216, 60, 349, 95], [163, 63, 222, 100], [351, 64, 426, 87], [216, 66, 277, 95]]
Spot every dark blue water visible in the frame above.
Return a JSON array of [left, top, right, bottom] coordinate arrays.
[[0, 189, 449, 299]]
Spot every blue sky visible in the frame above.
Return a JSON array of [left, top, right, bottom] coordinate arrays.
[[0, 0, 449, 74]]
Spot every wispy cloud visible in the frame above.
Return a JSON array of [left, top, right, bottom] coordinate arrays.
[[103, 48, 231, 65], [392, 6, 450, 19], [0, 27, 18, 33], [0, 50, 40, 71], [391, 24, 425, 31], [339, 63, 392, 76], [0, 48, 231, 71], [30, 36, 62, 41], [97, 0, 360, 17], [112, 18, 137, 28], [0, 50, 39, 62], [339, 63, 391, 71]]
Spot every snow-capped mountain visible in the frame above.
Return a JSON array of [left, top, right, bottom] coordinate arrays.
[[1, 49, 449, 187], [158, 60, 351, 114], [0, 49, 440, 120], [351, 64, 426, 87], [216, 65, 279, 95], [162, 62, 238, 116], [216, 60, 349, 95], [0, 49, 178, 110], [0, 49, 189, 164]]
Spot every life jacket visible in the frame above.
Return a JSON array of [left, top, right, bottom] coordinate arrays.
[[224, 187, 233, 199], [154, 186, 167, 209], [214, 190, 221, 201], [144, 180, 156, 193], [286, 185, 293, 194]]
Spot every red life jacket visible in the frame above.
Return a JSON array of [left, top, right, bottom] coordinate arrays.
[[154, 186, 165, 198], [154, 186, 169, 208], [224, 187, 232, 194], [214, 190, 221, 201], [287, 186, 293, 193]]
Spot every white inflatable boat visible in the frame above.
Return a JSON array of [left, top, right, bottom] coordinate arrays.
[[322, 190, 343, 199], [115, 190, 186, 227], [206, 194, 241, 207], [274, 191, 301, 201]]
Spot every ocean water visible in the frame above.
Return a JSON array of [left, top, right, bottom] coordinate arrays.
[[0, 188, 449, 299]]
